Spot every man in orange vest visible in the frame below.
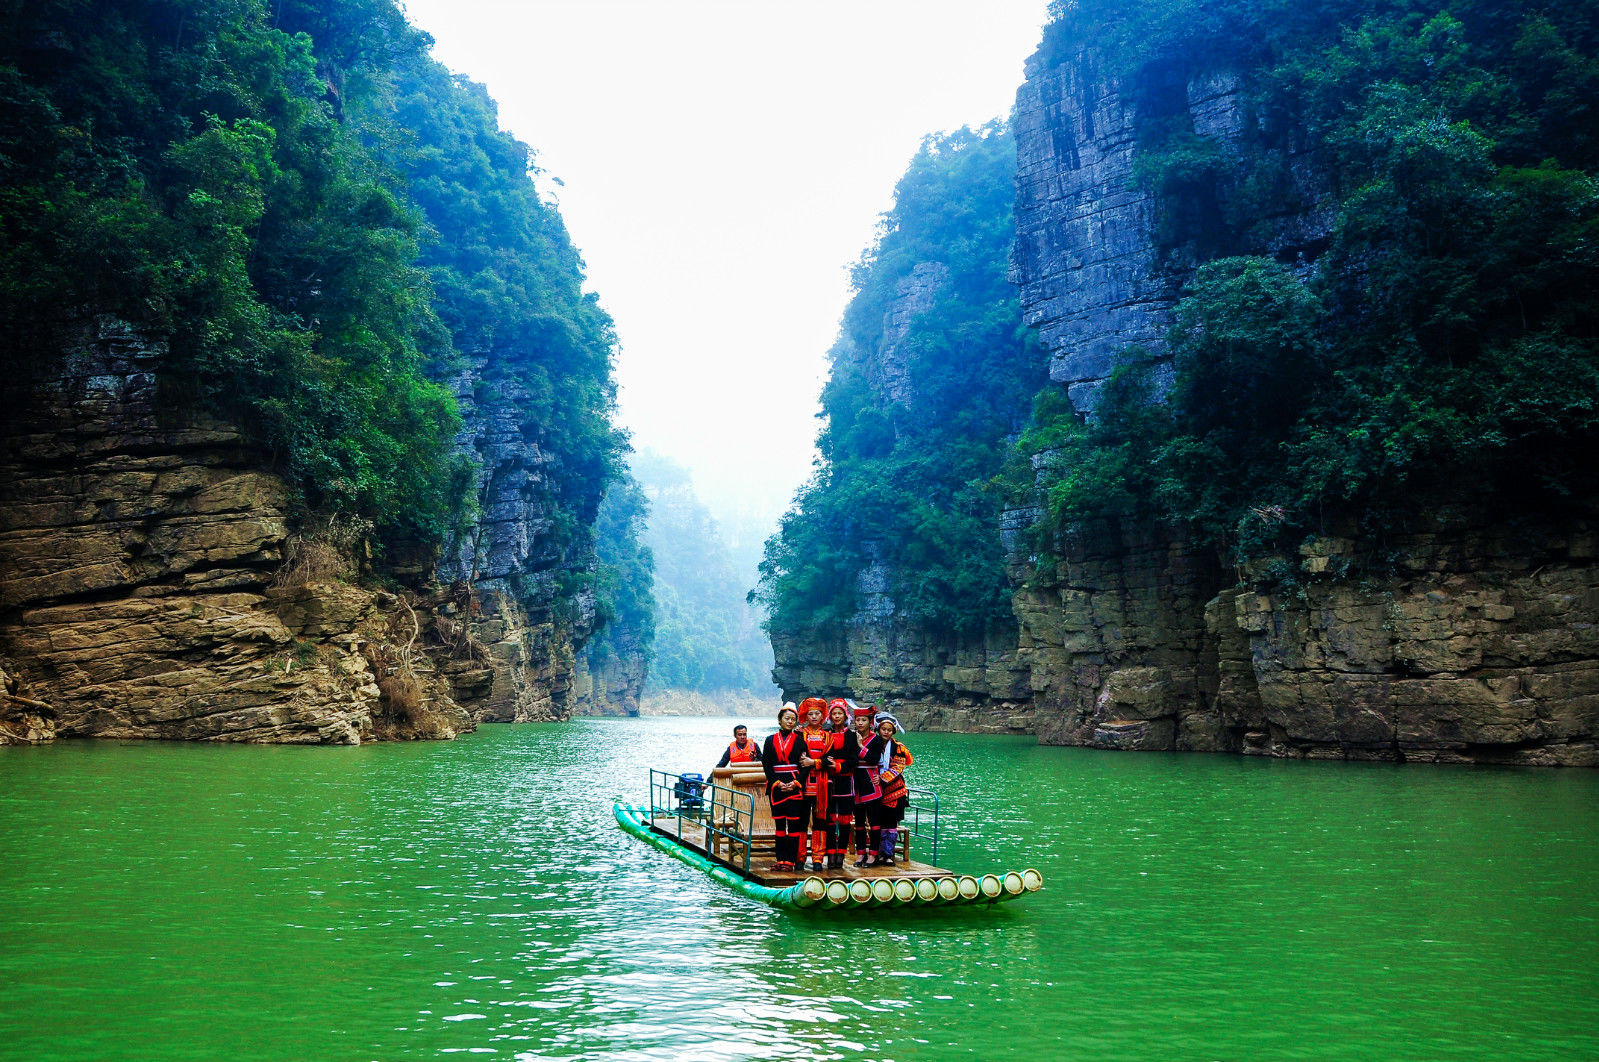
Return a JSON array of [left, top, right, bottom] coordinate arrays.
[[714, 724, 760, 768]]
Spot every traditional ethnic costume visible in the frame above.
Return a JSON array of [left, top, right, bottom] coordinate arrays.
[[820, 703, 859, 869], [761, 721, 808, 871], [850, 709, 883, 866], [799, 717, 833, 869], [863, 730, 913, 864]]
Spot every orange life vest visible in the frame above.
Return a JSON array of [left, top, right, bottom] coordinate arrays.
[[725, 739, 758, 763]]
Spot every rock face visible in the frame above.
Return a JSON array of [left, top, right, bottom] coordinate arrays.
[[1011, 49, 1177, 409], [771, 40, 1599, 765], [436, 351, 603, 724], [770, 544, 1036, 735], [570, 627, 647, 718], [0, 318, 595, 742], [1012, 51, 1329, 411]]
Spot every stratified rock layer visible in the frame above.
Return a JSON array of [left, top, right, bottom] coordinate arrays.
[[1005, 41, 1596, 764], [0, 318, 593, 742], [437, 349, 602, 722]]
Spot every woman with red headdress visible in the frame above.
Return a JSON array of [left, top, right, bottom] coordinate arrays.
[[795, 697, 832, 871]]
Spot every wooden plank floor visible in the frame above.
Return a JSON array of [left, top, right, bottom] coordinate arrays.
[[647, 816, 953, 887]]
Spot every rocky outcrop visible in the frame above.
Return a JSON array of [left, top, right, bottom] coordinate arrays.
[[1, 659, 55, 745], [570, 626, 647, 717], [1229, 522, 1599, 765], [1011, 48, 1176, 409], [435, 351, 602, 724], [0, 318, 594, 743], [771, 544, 1036, 735], [1013, 521, 1225, 751], [1011, 49, 1329, 411]]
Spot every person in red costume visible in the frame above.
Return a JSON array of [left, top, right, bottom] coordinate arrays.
[[760, 705, 806, 872], [819, 699, 859, 870], [863, 716, 913, 866], [850, 704, 883, 866], [796, 698, 831, 871]]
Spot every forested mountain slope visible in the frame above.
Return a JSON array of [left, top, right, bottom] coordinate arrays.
[[635, 451, 774, 705], [0, 0, 627, 742], [758, 124, 1048, 731]]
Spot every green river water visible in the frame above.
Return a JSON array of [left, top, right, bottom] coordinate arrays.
[[2, 716, 1595, 1061]]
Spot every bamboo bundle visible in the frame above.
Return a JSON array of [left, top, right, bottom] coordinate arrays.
[[793, 877, 828, 907]]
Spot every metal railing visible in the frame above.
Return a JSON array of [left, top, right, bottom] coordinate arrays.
[[648, 769, 758, 874], [902, 787, 941, 866]]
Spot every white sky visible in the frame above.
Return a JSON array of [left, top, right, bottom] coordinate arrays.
[[398, 0, 1054, 532]]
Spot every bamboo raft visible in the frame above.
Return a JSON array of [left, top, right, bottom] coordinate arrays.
[[615, 764, 1043, 910]]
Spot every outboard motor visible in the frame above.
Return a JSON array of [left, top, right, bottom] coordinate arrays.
[[673, 772, 705, 814]]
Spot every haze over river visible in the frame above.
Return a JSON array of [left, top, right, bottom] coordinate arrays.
[[2, 717, 1595, 1060]]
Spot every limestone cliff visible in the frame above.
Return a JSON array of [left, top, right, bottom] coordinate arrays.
[[570, 629, 647, 718], [0, 319, 598, 743], [1004, 40, 1598, 765], [434, 352, 604, 724]]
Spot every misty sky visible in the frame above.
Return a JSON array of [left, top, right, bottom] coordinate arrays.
[[397, 0, 1054, 532]]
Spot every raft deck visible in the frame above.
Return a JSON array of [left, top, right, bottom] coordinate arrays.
[[645, 812, 952, 888]]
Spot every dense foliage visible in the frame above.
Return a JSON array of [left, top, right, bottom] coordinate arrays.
[[1027, 0, 1599, 569], [634, 452, 773, 693], [757, 125, 1048, 637], [0, 0, 621, 553]]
